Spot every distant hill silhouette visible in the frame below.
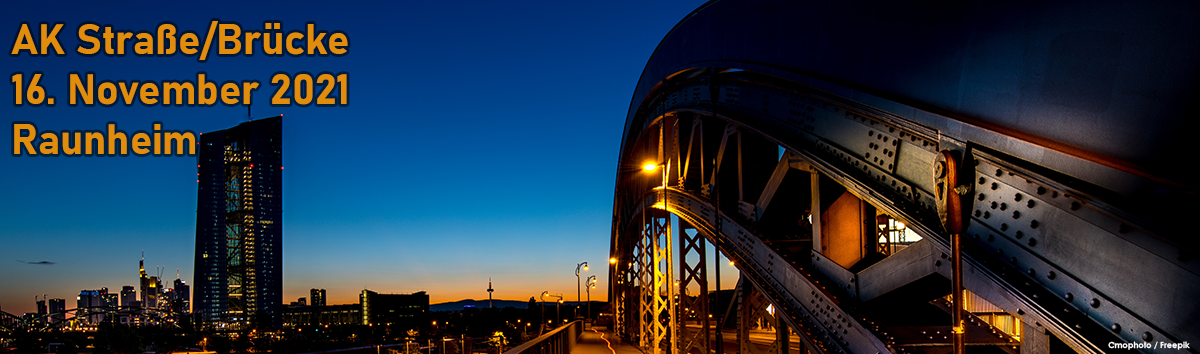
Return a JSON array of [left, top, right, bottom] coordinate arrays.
[[430, 299, 603, 312]]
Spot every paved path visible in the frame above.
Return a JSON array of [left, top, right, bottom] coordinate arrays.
[[572, 326, 642, 354]]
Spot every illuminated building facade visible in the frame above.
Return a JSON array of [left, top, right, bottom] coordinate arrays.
[[283, 304, 360, 327], [310, 288, 326, 307], [77, 289, 104, 325], [193, 116, 283, 327], [359, 290, 428, 328], [139, 254, 154, 310], [48, 298, 65, 324], [174, 277, 190, 313]]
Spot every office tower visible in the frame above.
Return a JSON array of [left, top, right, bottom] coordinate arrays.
[[77, 290, 103, 324], [149, 276, 161, 309], [310, 289, 326, 307], [193, 116, 283, 327], [100, 287, 117, 308], [359, 290, 429, 327], [139, 253, 155, 310], [174, 276, 190, 313], [121, 286, 136, 307], [36, 296, 46, 324], [48, 298, 65, 324]]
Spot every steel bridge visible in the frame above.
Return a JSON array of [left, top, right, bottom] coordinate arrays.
[[606, 1, 1199, 354]]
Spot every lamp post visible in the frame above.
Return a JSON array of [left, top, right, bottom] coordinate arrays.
[[575, 262, 589, 318], [542, 292, 563, 328], [585, 275, 597, 322], [539, 291, 548, 335], [643, 162, 668, 211]]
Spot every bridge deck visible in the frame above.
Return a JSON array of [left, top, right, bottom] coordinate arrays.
[[572, 326, 641, 354]]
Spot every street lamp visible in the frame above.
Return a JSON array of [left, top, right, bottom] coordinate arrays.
[[541, 292, 563, 328], [643, 162, 668, 208], [576, 262, 589, 318], [539, 291, 548, 335], [585, 275, 597, 322]]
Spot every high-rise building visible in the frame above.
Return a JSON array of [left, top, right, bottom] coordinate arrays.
[[100, 287, 117, 308], [139, 253, 155, 310], [36, 296, 47, 324], [174, 276, 190, 313], [48, 298, 65, 324], [193, 116, 283, 327], [77, 290, 104, 325], [120, 286, 136, 307], [311, 289, 326, 307]]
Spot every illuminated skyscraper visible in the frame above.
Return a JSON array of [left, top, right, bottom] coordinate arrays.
[[310, 288, 326, 307], [193, 116, 283, 327], [140, 253, 154, 310], [120, 286, 136, 307], [174, 274, 190, 313], [47, 298, 65, 324]]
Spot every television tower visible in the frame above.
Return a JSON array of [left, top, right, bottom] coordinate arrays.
[[487, 278, 494, 309]]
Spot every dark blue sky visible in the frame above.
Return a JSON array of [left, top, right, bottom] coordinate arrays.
[[0, 0, 728, 314]]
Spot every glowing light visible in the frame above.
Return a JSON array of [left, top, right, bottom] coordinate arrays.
[[643, 163, 658, 172], [609, 257, 617, 264]]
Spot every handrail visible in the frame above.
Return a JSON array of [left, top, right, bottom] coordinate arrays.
[[502, 320, 582, 354]]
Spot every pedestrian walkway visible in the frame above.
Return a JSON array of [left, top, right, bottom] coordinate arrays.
[[572, 326, 641, 354]]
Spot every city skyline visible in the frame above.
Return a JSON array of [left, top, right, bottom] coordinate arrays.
[[0, 0, 735, 316]]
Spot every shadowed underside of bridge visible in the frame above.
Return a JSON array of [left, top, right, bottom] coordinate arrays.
[[607, 1, 1200, 354]]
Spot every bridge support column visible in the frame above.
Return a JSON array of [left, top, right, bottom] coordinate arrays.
[[637, 209, 676, 354], [677, 221, 710, 354], [1020, 322, 1049, 354], [737, 279, 791, 354]]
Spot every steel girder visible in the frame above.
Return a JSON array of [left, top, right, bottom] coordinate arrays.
[[612, 1, 1198, 353]]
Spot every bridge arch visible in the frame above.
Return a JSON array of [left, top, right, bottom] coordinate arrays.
[[608, 1, 1199, 354]]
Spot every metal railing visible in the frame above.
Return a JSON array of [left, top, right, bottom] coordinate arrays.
[[502, 320, 582, 354]]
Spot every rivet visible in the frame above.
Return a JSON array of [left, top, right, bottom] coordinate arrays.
[[995, 169, 1003, 177], [984, 211, 991, 219], [1000, 223, 1009, 231], [1030, 220, 1039, 229], [1014, 193, 1023, 202], [991, 202, 998, 209], [978, 193, 987, 201], [978, 177, 986, 185], [991, 183, 999, 190], [1037, 187, 1046, 195], [1143, 332, 1153, 341], [988, 234, 996, 242], [1029, 238, 1037, 247], [1000, 203, 1008, 211], [1065, 293, 1073, 301], [1091, 298, 1100, 308], [1015, 231, 1024, 239], [1013, 211, 1021, 219], [1070, 202, 1081, 211], [1111, 323, 1121, 332], [1027, 200, 1036, 208]]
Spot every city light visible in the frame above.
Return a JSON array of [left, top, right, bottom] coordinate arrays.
[[643, 163, 657, 171]]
